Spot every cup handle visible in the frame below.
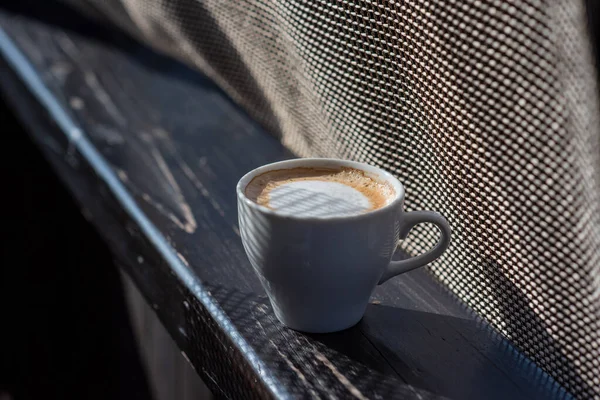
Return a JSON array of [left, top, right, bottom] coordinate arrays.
[[378, 211, 451, 284]]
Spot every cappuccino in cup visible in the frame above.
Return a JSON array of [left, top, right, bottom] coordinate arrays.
[[245, 167, 395, 218]]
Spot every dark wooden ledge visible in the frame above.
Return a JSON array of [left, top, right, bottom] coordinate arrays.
[[0, 4, 572, 399]]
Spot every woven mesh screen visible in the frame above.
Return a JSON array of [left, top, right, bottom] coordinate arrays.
[[67, 0, 600, 397]]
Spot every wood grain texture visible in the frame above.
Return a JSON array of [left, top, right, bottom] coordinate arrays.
[[0, 4, 573, 399]]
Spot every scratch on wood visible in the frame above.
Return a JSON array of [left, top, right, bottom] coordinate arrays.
[[148, 146, 197, 233], [92, 125, 125, 145], [139, 191, 196, 233], [201, 367, 231, 399], [255, 303, 269, 315], [178, 156, 226, 219], [150, 146, 180, 190], [151, 129, 227, 219], [178, 326, 188, 338], [181, 351, 192, 365], [151, 129, 233, 234], [84, 71, 127, 126], [269, 338, 320, 398], [176, 251, 190, 267], [315, 353, 368, 400], [55, 32, 78, 58], [253, 319, 320, 397]]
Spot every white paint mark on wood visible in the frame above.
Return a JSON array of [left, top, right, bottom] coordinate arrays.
[[150, 129, 227, 221], [256, 304, 269, 314], [149, 146, 197, 233], [84, 71, 127, 126], [92, 125, 125, 145], [181, 351, 193, 365], [69, 96, 84, 110], [200, 368, 221, 389], [270, 338, 320, 398], [137, 181, 197, 234], [49, 61, 72, 84], [178, 326, 188, 338], [252, 317, 321, 397], [153, 128, 170, 140], [315, 353, 368, 400], [117, 169, 128, 182], [176, 251, 190, 267], [178, 157, 226, 218]]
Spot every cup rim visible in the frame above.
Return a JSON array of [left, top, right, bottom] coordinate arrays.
[[236, 158, 405, 222]]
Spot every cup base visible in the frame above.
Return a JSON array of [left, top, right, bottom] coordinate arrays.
[[272, 305, 364, 333]]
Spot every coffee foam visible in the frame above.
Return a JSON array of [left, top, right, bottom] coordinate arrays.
[[245, 167, 395, 217]]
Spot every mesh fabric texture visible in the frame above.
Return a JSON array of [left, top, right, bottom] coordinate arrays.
[[65, 0, 600, 397]]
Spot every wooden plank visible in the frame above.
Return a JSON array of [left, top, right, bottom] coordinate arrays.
[[0, 4, 572, 399]]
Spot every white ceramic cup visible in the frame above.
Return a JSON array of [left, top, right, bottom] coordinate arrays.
[[237, 158, 451, 333]]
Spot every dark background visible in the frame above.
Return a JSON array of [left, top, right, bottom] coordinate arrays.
[[0, 101, 152, 399]]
